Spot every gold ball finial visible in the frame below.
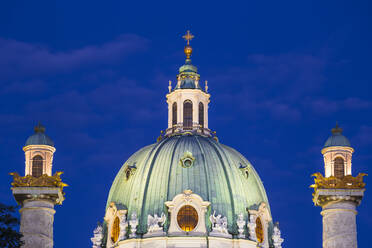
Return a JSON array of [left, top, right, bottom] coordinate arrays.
[[182, 30, 194, 60]]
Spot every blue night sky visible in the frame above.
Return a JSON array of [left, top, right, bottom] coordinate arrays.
[[0, 1, 371, 247]]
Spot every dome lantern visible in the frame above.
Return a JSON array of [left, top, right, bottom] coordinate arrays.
[[166, 31, 211, 136], [23, 122, 56, 177], [321, 123, 354, 178]]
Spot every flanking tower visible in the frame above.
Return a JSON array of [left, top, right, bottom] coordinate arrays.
[[311, 124, 367, 248], [10, 123, 67, 248]]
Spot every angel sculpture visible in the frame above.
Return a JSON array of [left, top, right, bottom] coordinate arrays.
[[91, 223, 103, 248], [209, 210, 222, 231], [147, 212, 166, 233], [247, 214, 257, 241], [236, 213, 246, 238], [272, 222, 284, 248], [118, 214, 128, 241], [129, 212, 138, 238], [220, 216, 228, 234]]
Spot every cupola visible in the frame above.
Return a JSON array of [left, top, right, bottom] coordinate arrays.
[[23, 123, 56, 177], [321, 123, 354, 178], [166, 31, 210, 136]]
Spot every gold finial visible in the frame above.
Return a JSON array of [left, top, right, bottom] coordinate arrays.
[[331, 122, 343, 134], [182, 30, 194, 61], [182, 30, 194, 45]]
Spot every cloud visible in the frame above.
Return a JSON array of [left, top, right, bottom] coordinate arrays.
[[0, 34, 148, 80], [208, 52, 328, 121], [305, 97, 372, 114], [354, 125, 372, 146]]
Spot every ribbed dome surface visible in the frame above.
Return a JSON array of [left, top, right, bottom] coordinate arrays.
[[324, 133, 351, 148], [106, 134, 271, 234], [25, 132, 54, 147]]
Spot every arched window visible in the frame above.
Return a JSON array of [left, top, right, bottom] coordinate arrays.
[[183, 100, 193, 130], [172, 102, 177, 126], [334, 157, 345, 178], [111, 216, 120, 243], [32, 155, 43, 177], [177, 205, 198, 232], [255, 217, 264, 243], [199, 102, 204, 128]]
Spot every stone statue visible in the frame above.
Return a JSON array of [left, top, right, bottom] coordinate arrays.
[[236, 213, 246, 238], [209, 211, 230, 237], [129, 212, 138, 238], [272, 222, 284, 248], [247, 214, 257, 241], [147, 212, 166, 233], [118, 214, 128, 241], [91, 223, 103, 248]]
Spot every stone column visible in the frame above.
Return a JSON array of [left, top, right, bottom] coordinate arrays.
[[11, 187, 65, 248], [312, 188, 365, 248], [20, 200, 55, 248], [321, 201, 357, 248]]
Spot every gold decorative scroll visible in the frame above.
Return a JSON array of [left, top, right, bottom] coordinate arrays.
[[311, 172, 367, 189], [10, 172, 68, 190]]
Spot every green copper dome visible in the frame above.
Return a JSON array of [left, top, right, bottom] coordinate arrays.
[[25, 123, 54, 147], [106, 134, 271, 235]]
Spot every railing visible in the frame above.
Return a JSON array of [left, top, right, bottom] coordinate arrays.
[[165, 123, 212, 137]]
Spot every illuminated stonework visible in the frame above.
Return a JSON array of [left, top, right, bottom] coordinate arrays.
[[10, 123, 66, 248], [165, 190, 210, 236], [98, 32, 281, 248], [312, 125, 366, 248]]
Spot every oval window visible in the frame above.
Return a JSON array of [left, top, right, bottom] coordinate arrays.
[[183, 158, 193, 168], [177, 205, 198, 232], [111, 216, 120, 243], [255, 217, 264, 243]]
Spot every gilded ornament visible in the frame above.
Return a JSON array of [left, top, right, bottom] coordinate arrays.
[[9, 171, 68, 190], [311, 172, 367, 189]]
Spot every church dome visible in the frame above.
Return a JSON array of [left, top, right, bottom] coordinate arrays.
[[106, 134, 271, 235], [323, 124, 351, 148], [25, 123, 54, 147], [101, 32, 280, 248]]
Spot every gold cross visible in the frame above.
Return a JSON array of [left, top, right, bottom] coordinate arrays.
[[182, 30, 194, 45]]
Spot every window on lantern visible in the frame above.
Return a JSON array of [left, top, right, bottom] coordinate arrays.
[[32, 155, 43, 177], [172, 102, 177, 126], [177, 205, 198, 232], [255, 217, 264, 243], [199, 102, 204, 128], [334, 157, 345, 178], [111, 216, 120, 243], [183, 100, 193, 130]]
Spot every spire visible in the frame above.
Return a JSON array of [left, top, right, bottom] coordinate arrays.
[[182, 30, 194, 64], [331, 122, 343, 135], [34, 122, 46, 133]]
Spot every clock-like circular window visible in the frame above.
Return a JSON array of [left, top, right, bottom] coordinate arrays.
[[111, 216, 120, 243], [255, 216, 264, 243], [177, 205, 198, 232]]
